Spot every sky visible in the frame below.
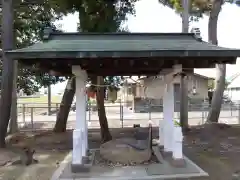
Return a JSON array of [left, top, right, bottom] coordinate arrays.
[[50, 0, 240, 94]]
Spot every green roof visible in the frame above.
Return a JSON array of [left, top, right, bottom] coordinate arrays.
[[6, 31, 240, 59], [5, 29, 240, 76]]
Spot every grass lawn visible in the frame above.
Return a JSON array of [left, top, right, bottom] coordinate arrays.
[[18, 95, 62, 104], [17, 96, 62, 113]]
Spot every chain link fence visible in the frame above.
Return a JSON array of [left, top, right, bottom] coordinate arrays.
[[16, 102, 240, 131]]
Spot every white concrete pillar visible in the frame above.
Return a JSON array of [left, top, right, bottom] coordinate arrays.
[[172, 65, 184, 161], [72, 129, 82, 164], [172, 126, 183, 159], [158, 120, 164, 148], [72, 66, 87, 164], [162, 65, 183, 153], [163, 81, 174, 152], [85, 95, 88, 151]]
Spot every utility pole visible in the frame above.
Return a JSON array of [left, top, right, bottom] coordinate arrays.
[[180, 0, 189, 131], [0, 0, 14, 147]]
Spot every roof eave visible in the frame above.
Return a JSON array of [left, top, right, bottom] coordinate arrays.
[[5, 50, 240, 60], [191, 73, 215, 80]]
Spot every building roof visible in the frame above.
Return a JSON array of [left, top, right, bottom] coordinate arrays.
[[5, 29, 240, 76], [192, 73, 214, 80], [194, 69, 216, 79], [7, 31, 240, 58], [135, 73, 213, 83], [227, 73, 240, 88]]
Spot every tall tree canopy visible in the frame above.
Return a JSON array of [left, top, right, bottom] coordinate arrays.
[[158, 0, 236, 19], [158, 0, 239, 123], [76, 0, 137, 142], [0, 0, 136, 95], [51, 0, 137, 141], [0, 0, 69, 147], [0, 1, 66, 94]]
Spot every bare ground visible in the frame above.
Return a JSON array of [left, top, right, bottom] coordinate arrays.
[[0, 151, 67, 180], [1, 124, 240, 180], [0, 131, 69, 180], [182, 123, 240, 180]]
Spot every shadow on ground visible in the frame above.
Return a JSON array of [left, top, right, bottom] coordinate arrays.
[[40, 109, 59, 116]]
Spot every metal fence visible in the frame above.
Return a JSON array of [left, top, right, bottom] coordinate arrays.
[[16, 102, 240, 131]]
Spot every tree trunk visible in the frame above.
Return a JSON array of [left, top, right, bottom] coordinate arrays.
[[180, 0, 189, 132], [53, 77, 76, 133], [47, 85, 51, 116], [96, 76, 112, 143], [180, 75, 189, 132], [77, 3, 113, 143], [0, 0, 14, 147], [9, 61, 18, 134], [207, 0, 225, 123]]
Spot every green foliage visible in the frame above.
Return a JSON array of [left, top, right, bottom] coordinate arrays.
[[76, 0, 138, 32], [159, 0, 212, 18], [14, 3, 63, 48], [174, 120, 181, 126], [0, 0, 138, 94], [0, 1, 66, 95], [73, 0, 137, 88], [208, 79, 215, 90], [105, 76, 122, 91], [159, 0, 237, 19]]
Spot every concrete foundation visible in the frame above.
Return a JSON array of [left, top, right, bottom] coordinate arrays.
[[71, 150, 94, 173], [51, 148, 208, 180]]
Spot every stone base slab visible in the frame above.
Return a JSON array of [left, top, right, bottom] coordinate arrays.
[[170, 158, 186, 167], [161, 150, 172, 158], [71, 149, 94, 173], [71, 163, 91, 173], [54, 149, 209, 180]]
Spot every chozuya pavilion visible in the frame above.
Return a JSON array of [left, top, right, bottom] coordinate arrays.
[[6, 28, 240, 172]]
